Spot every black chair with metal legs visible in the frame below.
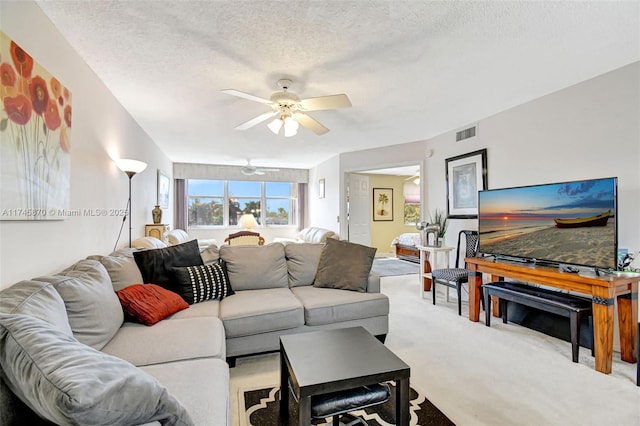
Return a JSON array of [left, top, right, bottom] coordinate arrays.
[[431, 230, 479, 316]]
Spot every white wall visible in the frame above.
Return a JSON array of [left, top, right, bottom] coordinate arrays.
[[0, 1, 173, 288], [424, 62, 640, 254], [308, 155, 341, 235], [314, 63, 639, 263]]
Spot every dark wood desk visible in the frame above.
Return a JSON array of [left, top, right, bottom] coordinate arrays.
[[465, 257, 639, 374]]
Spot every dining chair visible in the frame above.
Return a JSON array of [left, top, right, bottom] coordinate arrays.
[[431, 230, 479, 315], [224, 231, 265, 246]]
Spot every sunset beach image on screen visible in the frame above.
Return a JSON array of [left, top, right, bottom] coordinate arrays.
[[478, 177, 617, 269]]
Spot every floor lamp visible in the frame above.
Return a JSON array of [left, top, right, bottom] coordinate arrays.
[[116, 159, 147, 248]]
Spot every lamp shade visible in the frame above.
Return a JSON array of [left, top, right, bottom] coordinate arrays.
[[238, 214, 258, 230], [283, 116, 299, 137], [116, 159, 147, 175], [267, 118, 283, 135]]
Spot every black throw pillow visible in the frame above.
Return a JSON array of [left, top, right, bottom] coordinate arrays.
[[171, 261, 234, 304], [133, 240, 203, 292]]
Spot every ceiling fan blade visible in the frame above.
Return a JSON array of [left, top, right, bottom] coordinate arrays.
[[299, 94, 352, 111], [296, 113, 329, 135], [234, 111, 278, 130], [221, 89, 272, 104]]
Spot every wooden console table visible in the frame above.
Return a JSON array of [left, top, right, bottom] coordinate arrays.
[[465, 257, 638, 374]]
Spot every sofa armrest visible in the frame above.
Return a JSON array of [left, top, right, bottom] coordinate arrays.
[[366, 272, 381, 293]]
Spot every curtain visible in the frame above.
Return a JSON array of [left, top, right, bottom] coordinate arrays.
[[175, 179, 187, 231]]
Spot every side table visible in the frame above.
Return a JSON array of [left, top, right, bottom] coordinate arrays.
[[416, 245, 454, 298], [145, 224, 170, 243]]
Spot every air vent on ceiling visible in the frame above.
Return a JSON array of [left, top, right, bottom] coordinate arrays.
[[456, 125, 477, 142]]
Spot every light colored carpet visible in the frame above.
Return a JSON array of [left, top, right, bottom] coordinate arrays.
[[230, 275, 640, 426], [371, 257, 420, 277]]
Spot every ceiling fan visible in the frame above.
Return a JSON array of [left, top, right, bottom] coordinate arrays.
[[222, 79, 351, 136], [241, 160, 280, 176]]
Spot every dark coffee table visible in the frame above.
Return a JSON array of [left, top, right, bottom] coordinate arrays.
[[279, 326, 410, 425]]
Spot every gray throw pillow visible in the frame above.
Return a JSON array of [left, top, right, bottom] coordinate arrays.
[[0, 313, 194, 426], [35, 260, 124, 350], [0, 280, 72, 336], [314, 239, 377, 292]]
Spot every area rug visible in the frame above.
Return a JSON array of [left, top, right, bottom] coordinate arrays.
[[371, 258, 420, 277], [239, 381, 454, 426]]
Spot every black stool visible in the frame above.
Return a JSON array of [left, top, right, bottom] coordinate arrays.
[[310, 383, 391, 425]]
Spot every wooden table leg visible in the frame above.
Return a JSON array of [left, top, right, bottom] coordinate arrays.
[[490, 274, 501, 317], [421, 250, 432, 291], [617, 282, 638, 363], [396, 377, 410, 426], [468, 269, 482, 322], [592, 287, 615, 374]]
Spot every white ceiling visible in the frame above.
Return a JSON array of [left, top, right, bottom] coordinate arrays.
[[36, 1, 639, 169]]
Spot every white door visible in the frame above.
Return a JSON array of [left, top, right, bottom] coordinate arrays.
[[347, 173, 371, 246]]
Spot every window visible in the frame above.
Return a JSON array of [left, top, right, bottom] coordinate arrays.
[[403, 180, 421, 225], [188, 180, 223, 226], [187, 180, 297, 227]]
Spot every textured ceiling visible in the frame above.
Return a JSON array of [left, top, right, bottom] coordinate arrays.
[[36, 1, 639, 169]]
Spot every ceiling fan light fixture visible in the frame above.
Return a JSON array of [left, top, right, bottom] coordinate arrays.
[[283, 116, 299, 137], [267, 118, 283, 135]]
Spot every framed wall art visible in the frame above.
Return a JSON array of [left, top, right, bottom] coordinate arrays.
[[0, 32, 72, 220], [157, 170, 170, 209], [445, 148, 487, 218], [373, 188, 393, 221], [319, 178, 325, 199]]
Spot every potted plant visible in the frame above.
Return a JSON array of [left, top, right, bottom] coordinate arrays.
[[429, 209, 448, 246]]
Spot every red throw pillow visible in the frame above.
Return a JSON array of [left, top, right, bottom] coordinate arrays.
[[116, 284, 188, 326]]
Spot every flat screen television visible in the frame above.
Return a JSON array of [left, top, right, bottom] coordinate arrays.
[[478, 177, 617, 270]]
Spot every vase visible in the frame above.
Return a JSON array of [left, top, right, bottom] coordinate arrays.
[[437, 237, 444, 247], [152, 205, 162, 224]]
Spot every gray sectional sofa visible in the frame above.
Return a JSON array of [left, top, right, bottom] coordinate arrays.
[[0, 241, 388, 425]]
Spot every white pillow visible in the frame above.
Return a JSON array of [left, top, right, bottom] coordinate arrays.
[[0, 313, 194, 426]]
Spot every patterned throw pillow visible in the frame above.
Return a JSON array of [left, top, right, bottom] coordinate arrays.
[[116, 284, 189, 326], [171, 262, 234, 304]]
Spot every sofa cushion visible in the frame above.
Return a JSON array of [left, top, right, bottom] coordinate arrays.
[[291, 286, 389, 325], [171, 262, 234, 304], [314, 239, 377, 292], [0, 313, 194, 426], [117, 284, 189, 326], [98, 248, 144, 291], [219, 243, 288, 291], [35, 259, 123, 350], [168, 299, 220, 319], [285, 243, 324, 287], [0, 280, 72, 336], [132, 237, 168, 249], [141, 358, 229, 426], [220, 288, 303, 338], [101, 316, 226, 366], [200, 244, 220, 264], [134, 239, 203, 291]]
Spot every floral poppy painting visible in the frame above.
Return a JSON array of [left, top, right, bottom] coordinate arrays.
[[0, 31, 71, 220]]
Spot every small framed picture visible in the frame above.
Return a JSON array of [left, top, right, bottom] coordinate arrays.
[[319, 178, 326, 199], [445, 149, 487, 218], [157, 170, 170, 209], [373, 188, 393, 221]]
